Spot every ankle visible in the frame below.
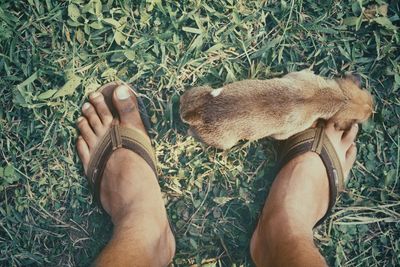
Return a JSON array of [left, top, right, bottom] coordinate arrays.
[[263, 209, 313, 239], [250, 214, 313, 266], [251, 224, 324, 267], [114, 215, 176, 266], [97, 216, 175, 267]]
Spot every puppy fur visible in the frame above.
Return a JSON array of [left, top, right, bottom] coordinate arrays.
[[180, 70, 373, 150]]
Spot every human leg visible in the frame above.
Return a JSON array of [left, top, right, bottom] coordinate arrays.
[[250, 122, 358, 267], [77, 85, 175, 266]]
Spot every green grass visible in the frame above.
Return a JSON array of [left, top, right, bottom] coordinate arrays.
[[0, 0, 399, 266]]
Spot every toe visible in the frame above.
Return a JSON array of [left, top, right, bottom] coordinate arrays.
[[344, 143, 357, 178], [77, 117, 97, 149], [113, 85, 147, 134], [341, 124, 359, 148], [82, 102, 104, 135], [76, 136, 90, 173], [89, 92, 113, 126]]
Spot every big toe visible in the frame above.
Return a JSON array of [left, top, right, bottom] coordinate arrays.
[[113, 85, 147, 135]]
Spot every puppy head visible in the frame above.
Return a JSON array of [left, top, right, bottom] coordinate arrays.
[[180, 86, 213, 125], [336, 74, 374, 123]]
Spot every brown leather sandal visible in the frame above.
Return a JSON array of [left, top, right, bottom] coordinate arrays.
[[279, 123, 345, 227], [85, 82, 157, 206]]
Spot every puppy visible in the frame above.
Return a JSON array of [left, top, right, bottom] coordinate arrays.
[[180, 70, 373, 149]]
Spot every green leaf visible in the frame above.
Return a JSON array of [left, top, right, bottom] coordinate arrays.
[[81, 1, 94, 14], [13, 90, 26, 105], [384, 169, 397, 187], [103, 18, 121, 28], [84, 79, 101, 95], [80, 0, 102, 15], [213, 196, 233, 205], [193, 199, 201, 208], [93, 0, 102, 16], [67, 19, 83, 27], [189, 35, 203, 51], [68, 3, 80, 22], [17, 71, 38, 88], [124, 50, 135, 61], [75, 28, 85, 44], [393, 74, 400, 92], [224, 64, 236, 83], [343, 16, 359, 26], [343, 15, 363, 31], [114, 30, 125, 45], [182, 27, 202, 34], [206, 43, 223, 53], [4, 165, 14, 177], [52, 74, 82, 98], [189, 238, 198, 249], [101, 68, 117, 79], [14, 72, 37, 105], [89, 21, 103, 30], [373, 17, 398, 31], [351, 1, 362, 15], [37, 89, 57, 100]]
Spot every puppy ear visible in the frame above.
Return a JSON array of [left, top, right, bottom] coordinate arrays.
[[181, 109, 202, 124], [345, 73, 362, 87], [334, 119, 356, 131]]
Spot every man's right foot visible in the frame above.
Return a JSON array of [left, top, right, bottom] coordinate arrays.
[[76, 85, 175, 266]]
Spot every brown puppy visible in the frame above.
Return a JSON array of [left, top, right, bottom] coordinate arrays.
[[180, 70, 373, 149]]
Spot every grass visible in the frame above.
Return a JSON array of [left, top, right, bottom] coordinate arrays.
[[0, 0, 399, 266]]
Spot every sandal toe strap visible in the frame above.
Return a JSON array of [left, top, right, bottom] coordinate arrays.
[[87, 124, 156, 205]]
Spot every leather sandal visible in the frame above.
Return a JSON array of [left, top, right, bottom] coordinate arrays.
[[85, 82, 157, 206], [279, 123, 345, 227]]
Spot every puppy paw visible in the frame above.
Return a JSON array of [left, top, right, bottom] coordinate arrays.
[[334, 119, 356, 131]]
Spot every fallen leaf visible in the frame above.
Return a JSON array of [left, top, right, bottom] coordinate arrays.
[[52, 74, 82, 98]]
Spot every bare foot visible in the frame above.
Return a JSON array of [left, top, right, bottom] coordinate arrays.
[[250, 121, 358, 266], [76, 85, 175, 266]]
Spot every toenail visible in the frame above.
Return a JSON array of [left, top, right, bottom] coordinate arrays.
[[77, 117, 84, 123], [353, 124, 359, 129], [82, 103, 91, 110], [116, 85, 131, 100], [90, 92, 101, 99]]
